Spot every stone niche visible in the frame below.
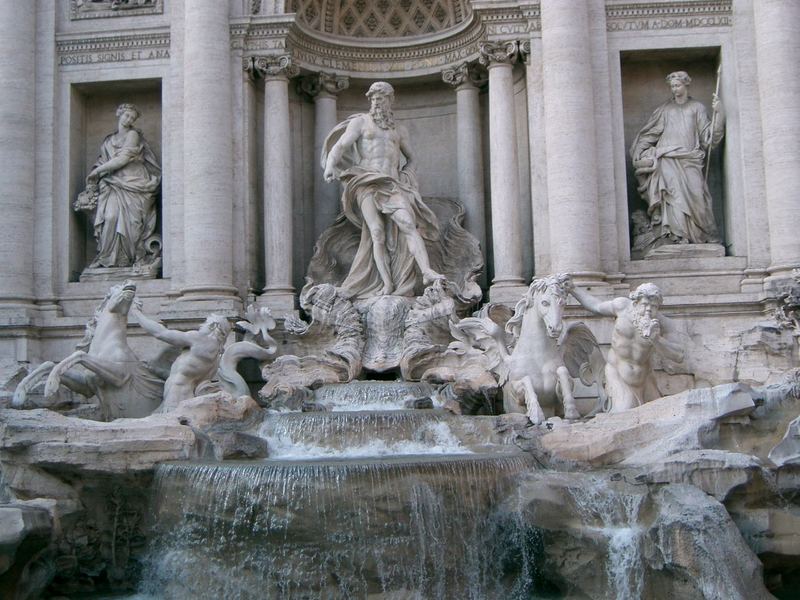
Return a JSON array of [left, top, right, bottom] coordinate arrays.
[[620, 47, 725, 259], [68, 78, 162, 281]]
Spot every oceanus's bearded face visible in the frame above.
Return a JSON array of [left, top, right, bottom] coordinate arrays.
[[369, 94, 395, 130], [629, 297, 660, 339]]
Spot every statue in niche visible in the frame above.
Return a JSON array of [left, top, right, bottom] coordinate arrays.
[[321, 81, 446, 299], [630, 71, 725, 251], [74, 103, 161, 278], [569, 281, 685, 413]]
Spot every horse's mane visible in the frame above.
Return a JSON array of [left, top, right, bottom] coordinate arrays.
[[75, 283, 138, 351], [504, 274, 571, 343]]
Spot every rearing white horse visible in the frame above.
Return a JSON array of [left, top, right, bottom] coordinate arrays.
[[450, 274, 605, 424]]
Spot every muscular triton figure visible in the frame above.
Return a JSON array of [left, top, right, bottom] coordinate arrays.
[[322, 81, 445, 299], [132, 307, 231, 412], [567, 280, 684, 412]]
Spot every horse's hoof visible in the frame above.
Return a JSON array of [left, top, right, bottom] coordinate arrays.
[[43, 376, 59, 398], [564, 408, 580, 421]]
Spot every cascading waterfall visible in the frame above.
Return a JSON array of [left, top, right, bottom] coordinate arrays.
[[568, 477, 646, 600], [141, 453, 534, 599], [260, 410, 469, 458]]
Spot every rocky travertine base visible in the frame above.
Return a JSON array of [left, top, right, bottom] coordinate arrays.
[[0, 378, 798, 596]]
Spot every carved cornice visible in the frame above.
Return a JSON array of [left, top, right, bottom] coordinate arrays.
[[244, 54, 300, 81], [56, 30, 170, 66], [478, 40, 520, 68], [441, 62, 487, 89], [605, 0, 732, 32], [297, 72, 350, 99]]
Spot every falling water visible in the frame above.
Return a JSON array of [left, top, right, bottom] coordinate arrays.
[[141, 453, 534, 599], [260, 410, 469, 458], [312, 380, 438, 411], [568, 477, 645, 599]]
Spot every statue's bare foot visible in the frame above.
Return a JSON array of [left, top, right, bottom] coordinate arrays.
[[379, 283, 394, 295], [422, 270, 446, 285]]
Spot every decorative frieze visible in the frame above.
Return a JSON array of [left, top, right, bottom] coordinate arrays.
[[69, 0, 163, 20], [57, 31, 170, 66], [605, 0, 732, 32], [244, 54, 300, 81]]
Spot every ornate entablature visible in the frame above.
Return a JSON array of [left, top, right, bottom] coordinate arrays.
[[57, 30, 170, 67], [69, 0, 163, 21], [605, 0, 732, 32]]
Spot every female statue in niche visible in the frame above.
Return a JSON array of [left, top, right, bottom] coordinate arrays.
[[630, 71, 724, 248], [75, 103, 161, 272]]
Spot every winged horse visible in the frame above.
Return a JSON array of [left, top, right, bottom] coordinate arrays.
[[450, 274, 605, 424]]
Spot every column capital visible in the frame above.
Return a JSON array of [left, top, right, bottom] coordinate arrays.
[[478, 40, 520, 68], [244, 54, 300, 81], [441, 62, 487, 90], [297, 72, 350, 100]]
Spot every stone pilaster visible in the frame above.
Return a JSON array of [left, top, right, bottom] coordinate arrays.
[[0, 1, 35, 307], [180, 0, 238, 306], [479, 41, 525, 298], [754, 0, 800, 280], [442, 62, 487, 274], [298, 72, 349, 241], [247, 55, 299, 312], [540, 0, 603, 281]]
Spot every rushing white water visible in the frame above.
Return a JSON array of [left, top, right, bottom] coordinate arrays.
[[568, 476, 645, 600], [312, 380, 440, 411], [141, 453, 535, 599], [260, 411, 469, 458]]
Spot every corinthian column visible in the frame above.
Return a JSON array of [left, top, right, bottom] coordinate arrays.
[[0, 1, 35, 307], [754, 0, 800, 279], [540, 0, 603, 280], [479, 41, 525, 296], [181, 0, 237, 302], [299, 73, 349, 241], [247, 55, 299, 312], [442, 62, 487, 264]]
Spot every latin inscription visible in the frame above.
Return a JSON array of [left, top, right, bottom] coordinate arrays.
[[59, 48, 169, 66], [607, 15, 731, 32]]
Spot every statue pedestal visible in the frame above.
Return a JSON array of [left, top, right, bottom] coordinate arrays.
[[79, 260, 161, 282], [644, 243, 725, 260]]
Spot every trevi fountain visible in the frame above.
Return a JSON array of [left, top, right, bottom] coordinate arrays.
[[1, 1, 799, 599]]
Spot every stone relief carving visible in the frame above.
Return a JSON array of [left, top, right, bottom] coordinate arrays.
[[74, 104, 162, 280], [630, 71, 725, 255], [570, 281, 685, 413], [12, 282, 163, 420], [70, 0, 163, 20], [773, 269, 800, 360]]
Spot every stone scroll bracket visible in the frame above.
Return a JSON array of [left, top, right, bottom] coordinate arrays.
[[243, 54, 301, 81]]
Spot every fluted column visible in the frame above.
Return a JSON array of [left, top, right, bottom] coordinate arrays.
[[540, 0, 602, 279], [442, 62, 487, 265], [181, 1, 236, 301], [479, 41, 525, 294], [299, 73, 349, 240], [248, 55, 299, 311], [0, 1, 35, 306], [754, 0, 800, 278]]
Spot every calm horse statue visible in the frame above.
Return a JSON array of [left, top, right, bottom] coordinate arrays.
[[450, 274, 604, 424], [13, 281, 163, 420]]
